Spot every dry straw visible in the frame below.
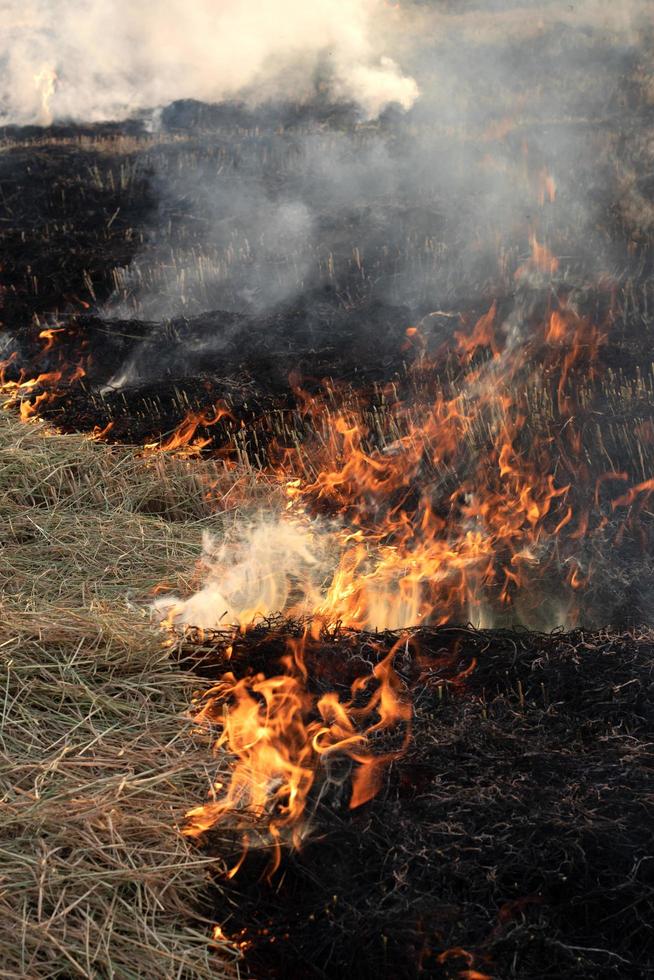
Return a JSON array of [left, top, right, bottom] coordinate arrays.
[[0, 411, 247, 978]]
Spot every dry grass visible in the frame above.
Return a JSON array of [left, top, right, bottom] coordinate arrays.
[[0, 412, 251, 978]]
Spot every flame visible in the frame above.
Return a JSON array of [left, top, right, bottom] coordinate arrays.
[[155, 278, 633, 648], [34, 66, 57, 126], [611, 477, 654, 511], [152, 248, 654, 875], [90, 420, 115, 441], [437, 948, 492, 980], [211, 923, 250, 953], [455, 301, 498, 361], [0, 363, 85, 422], [144, 402, 232, 456], [19, 391, 50, 421], [537, 168, 557, 206], [166, 290, 621, 868], [257, 345, 572, 633], [5, 211, 654, 886], [38, 326, 66, 352], [515, 235, 559, 279], [183, 634, 410, 875]]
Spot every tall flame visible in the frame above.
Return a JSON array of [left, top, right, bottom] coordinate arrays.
[[163, 280, 594, 637]]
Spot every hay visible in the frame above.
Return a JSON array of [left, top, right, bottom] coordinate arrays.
[[0, 411, 246, 978]]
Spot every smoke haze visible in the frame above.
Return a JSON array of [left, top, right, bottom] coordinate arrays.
[[1, 0, 418, 125], [94, 0, 652, 328]]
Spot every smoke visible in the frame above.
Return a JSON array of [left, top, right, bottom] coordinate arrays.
[[154, 516, 332, 629], [92, 0, 653, 327], [1, 0, 418, 125], [5, 0, 654, 630]]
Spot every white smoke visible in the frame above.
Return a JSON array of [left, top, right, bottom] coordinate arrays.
[[1, 0, 419, 126], [153, 517, 332, 629]]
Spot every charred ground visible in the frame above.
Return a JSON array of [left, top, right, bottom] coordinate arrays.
[[175, 623, 654, 980]]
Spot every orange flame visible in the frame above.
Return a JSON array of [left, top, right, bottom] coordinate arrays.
[[455, 302, 498, 360], [1, 358, 87, 422], [144, 402, 232, 456], [5, 217, 654, 892], [175, 290, 619, 869], [38, 326, 66, 352], [183, 635, 410, 875], [515, 235, 559, 279]]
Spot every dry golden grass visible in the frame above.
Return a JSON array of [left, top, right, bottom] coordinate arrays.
[[0, 412, 252, 978], [0, 133, 190, 157]]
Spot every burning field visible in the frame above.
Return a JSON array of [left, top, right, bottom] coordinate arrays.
[[2, 1, 654, 977]]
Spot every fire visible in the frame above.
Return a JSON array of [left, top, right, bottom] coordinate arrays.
[[148, 254, 654, 871], [515, 234, 559, 279], [211, 923, 250, 953], [166, 287, 628, 867], [455, 301, 498, 360], [0, 365, 85, 422], [3, 194, 653, 885], [90, 420, 115, 441], [254, 326, 575, 634], [437, 948, 491, 980], [143, 402, 232, 456], [537, 168, 557, 206], [183, 634, 410, 876], [38, 326, 66, 352], [1, 323, 86, 420], [19, 391, 50, 421]]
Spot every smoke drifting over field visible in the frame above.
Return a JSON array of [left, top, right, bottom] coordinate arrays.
[[92, 0, 654, 329], [1, 0, 418, 125], [5, 1, 650, 131]]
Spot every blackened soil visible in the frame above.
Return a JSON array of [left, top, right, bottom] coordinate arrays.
[[178, 624, 654, 980]]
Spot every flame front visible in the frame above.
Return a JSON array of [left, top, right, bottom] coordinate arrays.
[[2, 237, 651, 875], [158, 283, 599, 638], [172, 274, 628, 864]]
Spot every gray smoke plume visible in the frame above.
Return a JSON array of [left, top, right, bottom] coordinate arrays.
[[98, 0, 652, 326]]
